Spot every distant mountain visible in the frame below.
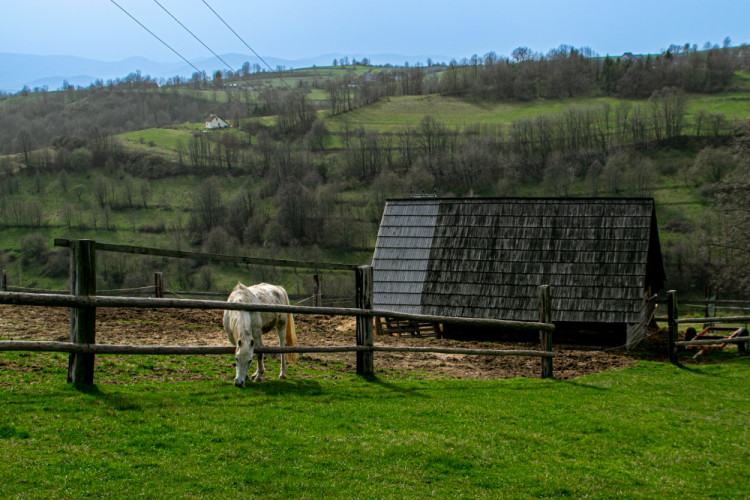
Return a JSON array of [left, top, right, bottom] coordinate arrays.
[[0, 52, 449, 93]]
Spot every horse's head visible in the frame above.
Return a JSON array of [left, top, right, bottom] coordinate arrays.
[[234, 336, 255, 387]]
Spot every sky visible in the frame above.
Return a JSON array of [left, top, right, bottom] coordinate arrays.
[[2, 0, 750, 63]]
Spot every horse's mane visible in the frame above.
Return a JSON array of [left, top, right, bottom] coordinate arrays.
[[229, 283, 253, 302]]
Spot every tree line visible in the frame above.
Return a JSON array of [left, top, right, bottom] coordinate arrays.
[[319, 42, 749, 117], [5, 40, 745, 158]]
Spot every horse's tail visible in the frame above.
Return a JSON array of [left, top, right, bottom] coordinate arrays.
[[284, 290, 298, 364], [285, 313, 297, 364]]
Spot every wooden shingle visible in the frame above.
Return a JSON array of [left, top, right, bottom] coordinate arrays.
[[372, 198, 665, 325]]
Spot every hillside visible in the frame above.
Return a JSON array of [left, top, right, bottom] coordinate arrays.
[[2, 46, 750, 301]]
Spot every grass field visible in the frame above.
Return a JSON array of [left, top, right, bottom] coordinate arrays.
[[118, 127, 194, 152], [0, 351, 748, 498], [325, 92, 750, 133]]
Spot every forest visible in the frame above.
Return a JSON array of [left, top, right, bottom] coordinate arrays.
[[2, 41, 750, 299]]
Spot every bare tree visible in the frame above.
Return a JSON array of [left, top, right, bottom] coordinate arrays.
[[602, 152, 628, 195], [15, 129, 34, 167], [190, 177, 225, 236], [649, 87, 687, 142], [307, 119, 328, 151], [93, 175, 115, 207], [275, 178, 313, 243], [226, 186, 255, 242], [140, 179, 151, 208], [625, 155, 657, 196], [121, 175, 136, 208], [543, 153, 575, 196], [688, 147, 738, 185], [60, 203, 75, 228]]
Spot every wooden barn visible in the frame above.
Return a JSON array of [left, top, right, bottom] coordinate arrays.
[[372, 197, 666, 347]]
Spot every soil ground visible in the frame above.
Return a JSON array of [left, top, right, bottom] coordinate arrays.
[[0, 304, 688, 381]]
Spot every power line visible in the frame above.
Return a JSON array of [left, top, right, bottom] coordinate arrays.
[[109, 0, 204, 78], [152, 0, 235, 77], [111, 0, 301, 117], [151, 0, 263, 103], [151, 0, 248, 104], [199, 0, 296, 93], [111, 0, 247, 108]]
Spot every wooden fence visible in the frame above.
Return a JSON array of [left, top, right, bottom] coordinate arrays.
[[665, 290, 750, 363], [0, 239, 556, 384], [0, 277, 341, 307], [55, 238, 357, 306]]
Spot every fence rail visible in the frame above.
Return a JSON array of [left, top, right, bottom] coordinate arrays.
[[0, 285, 347, 307], [53, 239, 359, 271], [675, 316, 750, 324], [0, 291, 555, 332], [674, 337, 750, 347], [1, 239, 556, 384], [0, 341, 555, 358], [666, 289, 750, 362]]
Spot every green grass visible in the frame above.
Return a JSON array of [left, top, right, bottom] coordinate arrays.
[[118, 127, 194, 151], [324, 92, 750, 133], [0, 352, 748, 498], [326, 94, 621, 131], [732, 70, 750, 90], [687, 93, 750, 119]]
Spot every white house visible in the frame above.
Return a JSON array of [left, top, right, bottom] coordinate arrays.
[[205, 114, 229, 129]]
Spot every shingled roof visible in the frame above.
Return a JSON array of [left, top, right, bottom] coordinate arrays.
[[372, 198, 665, 325]]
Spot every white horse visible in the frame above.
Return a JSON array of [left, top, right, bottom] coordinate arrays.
[[223, 283, 298, 387]]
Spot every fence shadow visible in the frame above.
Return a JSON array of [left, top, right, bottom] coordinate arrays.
[[238, 378, 325, 396], [72, 383, 145, 411], [674, 360, 745, 378], [361, 374, 430, 398]]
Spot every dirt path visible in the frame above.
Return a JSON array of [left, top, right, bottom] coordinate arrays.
[[0, 305, 654, 380]]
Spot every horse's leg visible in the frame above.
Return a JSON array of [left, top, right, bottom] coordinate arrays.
[[252, 353, 265, 382], [277, 320, 287, 379], [252, 333, 265, 382]]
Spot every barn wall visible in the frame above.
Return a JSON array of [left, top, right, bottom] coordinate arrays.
[[442, 322, 627, 346]]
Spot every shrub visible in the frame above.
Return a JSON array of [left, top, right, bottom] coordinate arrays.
[[202, 226, 233, 255], [196, 265, 213, 291], [139, 220, 167, 233], [19, 232, 49, 266], [42, 250, 69, 278], [69, 147, 94, 171]]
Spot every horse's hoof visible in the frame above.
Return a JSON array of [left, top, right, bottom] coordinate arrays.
[[279, 374, 287, 380]]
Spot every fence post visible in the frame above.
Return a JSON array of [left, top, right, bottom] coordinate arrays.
[[154, 272, 164, 298], [68, 239, 97, 384], [667, 290, 678, 364], [313, 274, 322, 307], [355, 265, 373, 376], [1, 269, 6, 291], [538, 284, 553, 379]]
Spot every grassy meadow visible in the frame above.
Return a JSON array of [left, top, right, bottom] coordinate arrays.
[[326, 91, 750, 132], [327, 95, 619, 131], [0, 351, 748, 498]]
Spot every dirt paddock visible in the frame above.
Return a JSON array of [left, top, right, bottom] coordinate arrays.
[[0, 304, 677, 380]]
